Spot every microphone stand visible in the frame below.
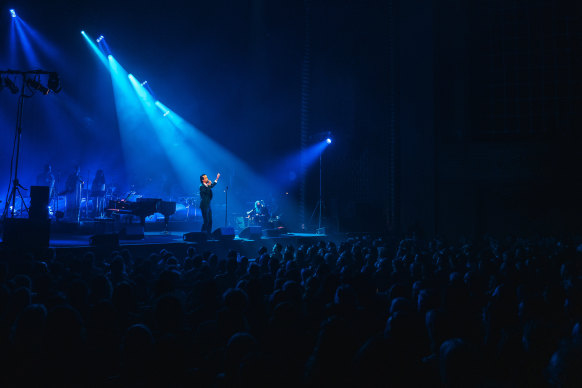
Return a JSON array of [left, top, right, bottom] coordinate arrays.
[[224, 185, 229, 227]]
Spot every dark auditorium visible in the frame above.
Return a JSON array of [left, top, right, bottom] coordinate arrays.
[[1, 1, 582, 387]]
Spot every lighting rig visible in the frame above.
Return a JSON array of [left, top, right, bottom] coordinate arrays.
[[1, 70, 61, 220]]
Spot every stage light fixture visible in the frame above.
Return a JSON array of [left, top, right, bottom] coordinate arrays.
[[4, 77, 19, 94], [326, 138, 332, 144], [48, 72, 61, 93], [97, 35, 112, 56], [142, 81, 157, 100], [10, 9, 16, 18], [27, 78, 49, 95]]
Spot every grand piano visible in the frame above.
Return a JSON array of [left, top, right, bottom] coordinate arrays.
[[106, 198, 176, 229]]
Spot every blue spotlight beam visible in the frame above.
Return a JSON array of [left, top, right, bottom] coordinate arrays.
[[266, 140, 329, 188], [81, 31, 108, 67], [111, 56, 294, 224], [128, 74, 204, 190], [154, 100, 280, 201], [13, 18, 40, 68], [9, 16, 17, 68], [107, 55, 153, 179], [13, 16, 63, 66]]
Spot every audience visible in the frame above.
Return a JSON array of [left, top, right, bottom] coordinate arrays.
[[0, 234, 581, 387]]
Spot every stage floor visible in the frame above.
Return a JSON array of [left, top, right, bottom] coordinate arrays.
[[47, 231, 326, 248], [0, 218, 333, 260]]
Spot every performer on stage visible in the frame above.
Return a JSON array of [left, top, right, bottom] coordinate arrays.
[[247, 200, 270, 227], [36, 163, 56, 203], [91, 169, 106, 218], [199, 172, 220, 234], [63, 166, 84, 221]]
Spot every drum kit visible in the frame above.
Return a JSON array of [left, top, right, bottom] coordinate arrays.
[[243, 200, 282, 228]]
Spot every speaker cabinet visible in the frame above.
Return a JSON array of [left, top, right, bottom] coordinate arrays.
[[239, 226, 262, 240], [183, 231, 208, 243], [29, 186, 50, 220], [262, 227, 286, 237], [212, 226, 235, 240]]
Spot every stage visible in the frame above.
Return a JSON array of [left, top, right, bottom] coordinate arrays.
[[0, 217, 334, 260]]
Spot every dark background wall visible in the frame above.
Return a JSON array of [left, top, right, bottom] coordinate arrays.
[[433, 0, 582, 238]]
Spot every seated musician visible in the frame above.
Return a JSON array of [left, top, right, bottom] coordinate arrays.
[[247, 200, 270, 227], [36, 163, 56, 210], [91, 169, 106, 218]]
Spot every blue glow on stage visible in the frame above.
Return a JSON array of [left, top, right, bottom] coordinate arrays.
[[267, 139, 330, 188], [124, 67, 287, 216]]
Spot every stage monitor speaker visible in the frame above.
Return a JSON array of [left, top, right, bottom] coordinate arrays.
[[212, 226, 235, 240], [119, 225, 144, 240], [262, 227, 286, 237], [2, 218, 50, 250], [183, 231, 208, 243], [90, 233, 119, 248], [239, 226, 262, 240], [29, 185, 50, 220]]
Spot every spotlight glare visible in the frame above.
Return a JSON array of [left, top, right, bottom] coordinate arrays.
[[141, 80, 148, 86], [96, 35, 104, 43], [10, 9, 16, 18], [326, 138, 332, 144]]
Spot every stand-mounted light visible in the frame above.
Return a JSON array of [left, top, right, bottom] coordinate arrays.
[[27, 78, 50, 95], [4, 78, 19, 94], [48, 72, 61, 93]]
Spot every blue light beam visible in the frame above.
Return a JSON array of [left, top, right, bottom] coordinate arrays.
[[13, 17, 41, 67], [81, 31, 108, 67], [14, 16, 63, 65]]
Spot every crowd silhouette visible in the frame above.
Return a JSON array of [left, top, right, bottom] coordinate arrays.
[[1, 235, 582, 387]]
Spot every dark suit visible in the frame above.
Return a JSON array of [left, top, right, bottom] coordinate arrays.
[[200, 181, 217, 233]]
